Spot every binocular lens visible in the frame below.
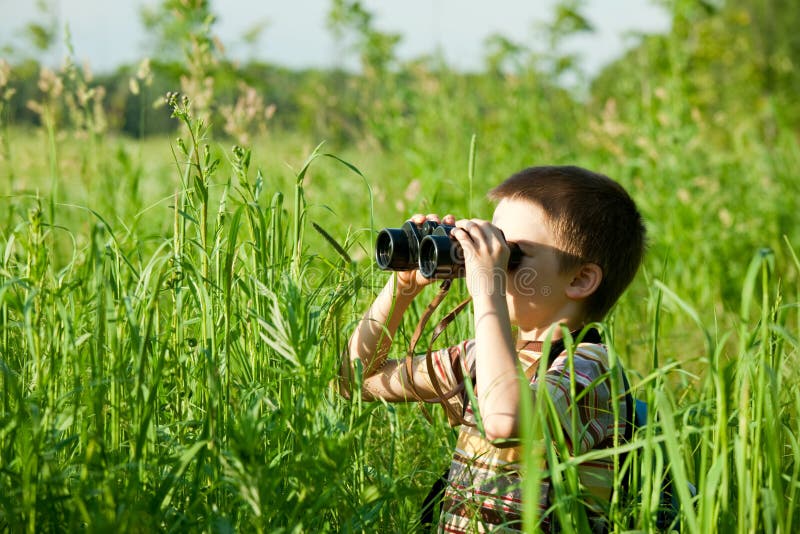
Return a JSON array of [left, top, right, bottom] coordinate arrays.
[[419, 235, 463, 279], [418, 237, 439, 279], [375, 231, 394, 269], [375, 227, 417, 271]]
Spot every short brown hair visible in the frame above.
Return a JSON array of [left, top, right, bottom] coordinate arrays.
[[489, 165, 646, 320]]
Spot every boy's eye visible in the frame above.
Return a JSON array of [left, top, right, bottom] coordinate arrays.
[[508, 244, 530, 271], [516, 246, 534, 258]]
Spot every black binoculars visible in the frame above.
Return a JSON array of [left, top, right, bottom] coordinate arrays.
[[375, 220, 523, 279]]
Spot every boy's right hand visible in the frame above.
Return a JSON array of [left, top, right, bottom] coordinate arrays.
[[394, 213, 456, 297]]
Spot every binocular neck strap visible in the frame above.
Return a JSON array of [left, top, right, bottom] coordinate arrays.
[[404, 279, 475, 427]]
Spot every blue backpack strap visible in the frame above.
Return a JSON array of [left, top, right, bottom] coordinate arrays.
[[634, 398, 648, 428], [621, 364, 635, 443]]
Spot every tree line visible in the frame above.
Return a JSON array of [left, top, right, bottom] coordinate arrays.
[[0, 0, 797, 148]]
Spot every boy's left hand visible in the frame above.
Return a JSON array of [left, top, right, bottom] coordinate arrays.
[[451, 219, 511, 299]]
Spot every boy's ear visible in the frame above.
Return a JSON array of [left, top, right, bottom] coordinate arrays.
[[565, 263, 603, 300]]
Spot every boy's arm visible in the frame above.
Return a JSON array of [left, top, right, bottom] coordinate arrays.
[[341, 268, 458, 403], [340, 213, 456, 401], [452, 220, 521, 442], [339, 275, 418, 397], [472, 288, 520, 440]]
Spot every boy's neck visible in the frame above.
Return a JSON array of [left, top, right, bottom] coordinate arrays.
[[516, 325, 602, 354], [516, 318, 586, 344]]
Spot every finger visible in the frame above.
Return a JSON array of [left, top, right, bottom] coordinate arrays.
[[409, 213, 426, 224], [442, 214, 456, 225], [451, 230, 476, 258], [451, 222, 476, 247], [425, 213, 441, 223], [475, 222, 507, 250], [452, 220, 474, 245], [458, 220, 504, 255], [458, 219, 487, 236]]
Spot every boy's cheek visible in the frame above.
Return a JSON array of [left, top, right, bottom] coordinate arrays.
[[508, 267, 541, 299]]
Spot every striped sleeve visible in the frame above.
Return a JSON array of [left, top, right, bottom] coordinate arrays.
[[530, 343, 625, 454], [428, 340, 476, 426]]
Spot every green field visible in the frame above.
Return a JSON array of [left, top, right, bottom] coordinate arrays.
[[2, 1, 800, 532]]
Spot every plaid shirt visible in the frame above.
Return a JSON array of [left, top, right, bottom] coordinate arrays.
[[431, 339, 627, 533]]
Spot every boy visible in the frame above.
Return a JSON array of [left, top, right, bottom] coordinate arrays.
[[340, 165, 646, 532]]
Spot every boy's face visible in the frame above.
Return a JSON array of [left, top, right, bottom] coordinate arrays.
[[492, 198, 586, 336]]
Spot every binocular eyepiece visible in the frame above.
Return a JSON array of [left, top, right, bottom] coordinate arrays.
[[375, 220, 522, 279]]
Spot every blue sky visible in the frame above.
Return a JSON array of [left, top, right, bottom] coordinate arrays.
[[0, 0, 670, 75]]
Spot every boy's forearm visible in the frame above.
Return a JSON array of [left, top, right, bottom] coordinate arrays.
[[340, 277, 418, 392], [472, 292, 520, 441]]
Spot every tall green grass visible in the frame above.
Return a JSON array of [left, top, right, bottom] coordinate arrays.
[[0, 94, 444, 532], [2, 99, 798, 531]]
